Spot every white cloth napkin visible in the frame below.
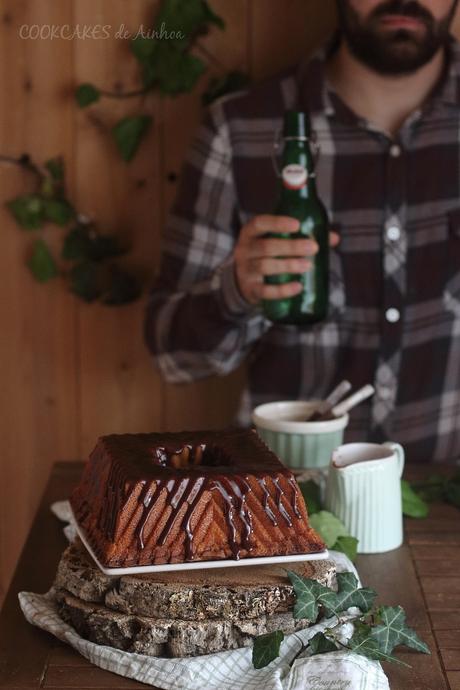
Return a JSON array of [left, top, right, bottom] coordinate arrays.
[[18, 500, 390, 690]]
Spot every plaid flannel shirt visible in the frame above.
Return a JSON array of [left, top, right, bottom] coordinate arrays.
[[145, 38, 460, 464]]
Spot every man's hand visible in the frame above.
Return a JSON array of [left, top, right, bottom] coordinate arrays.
[[234, 215, 340, 305]]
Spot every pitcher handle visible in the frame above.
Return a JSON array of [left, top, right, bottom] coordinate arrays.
[[383, 442, 405, 477]]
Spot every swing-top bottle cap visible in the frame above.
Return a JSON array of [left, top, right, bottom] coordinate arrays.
[[282, 110, 310, 139]]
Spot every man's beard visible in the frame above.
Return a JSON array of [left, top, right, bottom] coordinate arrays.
[[336, 0, 458, 75]]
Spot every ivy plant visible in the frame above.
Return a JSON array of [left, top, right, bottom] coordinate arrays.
[[5, 154, 139, 304], [76, 0, 249, 161], [4, 0, 251, 302], [402, 471, 460, 517], [252, 571, 430, 669]]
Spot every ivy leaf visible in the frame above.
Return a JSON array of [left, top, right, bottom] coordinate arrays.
[[333, 536, 359, 563], [252, 630, 284, 669], [309, 511, 350, 548], [44, 156, 64, 181], [202, 70, 250, 106], [145, 45, 206, 95], [320, 572, 377, 617], [7, 194, 44, 230], [201, 0, 225, 30], [40, 177, 56, 199], [401, 480, 429, 518], [413, 474, 445, 503], [371, 606, 430, 655], [349, 622, 407, 665], [43, 199, 75, 226], [102, 265, 140, 305], [131, 35, 156, 62], [76, 83, 100, 108], [28, 239, 58, 283], [298, 480, 322, 516], [287, 570, 330, 621], [62, 226, 93, 261], [112, 115, 152, 162], [91, 234, 126, 261], [154, 0, 223, 49], [69, 261, 101, 302], [309, 632, 338, 655], [62, 226, 126, 262], [445, 473, 460, 509]]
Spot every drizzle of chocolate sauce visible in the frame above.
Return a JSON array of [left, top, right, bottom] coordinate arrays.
[[95, 430, 305, 562]]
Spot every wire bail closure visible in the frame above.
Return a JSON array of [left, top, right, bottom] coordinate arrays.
[[271, 128, 320, 178]]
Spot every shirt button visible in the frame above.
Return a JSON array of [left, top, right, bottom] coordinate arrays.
[[379, 387, 392, 400], [385, 308, 400, 323], [387, 225, 401, 241], [390, 144, 401, 157]]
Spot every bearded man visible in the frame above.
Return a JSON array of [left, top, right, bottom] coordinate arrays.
[[145, 1, 460, 464]]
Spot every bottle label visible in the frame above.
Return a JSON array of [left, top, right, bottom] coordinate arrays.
[[282, 164, 308, 190]]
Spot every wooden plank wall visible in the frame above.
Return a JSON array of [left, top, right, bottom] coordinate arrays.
[[1, 0, 457, 605]]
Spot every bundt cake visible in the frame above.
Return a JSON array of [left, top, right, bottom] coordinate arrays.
[[70, 429, 325, 568]]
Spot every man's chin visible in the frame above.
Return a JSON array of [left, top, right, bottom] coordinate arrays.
[[350, 31, 439, 75]]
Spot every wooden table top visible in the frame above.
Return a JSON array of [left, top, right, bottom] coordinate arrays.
[[0, 461, 459, 689]]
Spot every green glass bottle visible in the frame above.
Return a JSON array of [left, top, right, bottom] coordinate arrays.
[[263, 110, 329, 325]]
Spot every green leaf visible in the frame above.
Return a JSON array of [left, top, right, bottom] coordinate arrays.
[[288, 570, 375, 621], [287, 570, 330, 621], [371, 606, 431, 655], [62, 226, 92, 261], [90, 234, 126, 261], [76, 83, 100, 108], [309, 511, 350, 549], [131, 35, 157, 62], [43, 199, 75, 226], [446, 478, 460, 509], [146, 45, 206, 95], [112, 115, 152, 162], [298, 480, 322, 515], [102, 265, 140, 305], [201, 0, 225, 30], [44, 156, 64, 181], [69, 261, 101, 302], [202, 70, 250, 106], [333, 536, 358, 563], [40, 177, 56, 199], [413, 474, 445, 503], [28, 239, 58, 283], [252, 630, 284, 669], [62, 226, 126, 262], [319, 572, 377, 617], [349, 622, 408, 665], [7, 194, 44, 230], [154, 0, 224, 49], [309, 632, 338, 655], [401, 480, 429, 518]]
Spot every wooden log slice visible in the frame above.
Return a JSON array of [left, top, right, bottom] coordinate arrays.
[[54, 539, 336, 621], [55, 589, 315, 658]]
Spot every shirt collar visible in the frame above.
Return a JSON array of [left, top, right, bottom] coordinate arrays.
[[296, 34, 460, 120], [296, 45, 336, 119], [436, 36, 460, 107]]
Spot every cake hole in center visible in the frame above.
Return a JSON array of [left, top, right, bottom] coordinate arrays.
[[151, 444, 232, 470]]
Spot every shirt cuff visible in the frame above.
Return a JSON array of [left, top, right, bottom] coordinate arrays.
[[216, 258, 260, 319]]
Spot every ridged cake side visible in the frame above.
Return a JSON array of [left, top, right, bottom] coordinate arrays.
[[70, 430, 325, 567]]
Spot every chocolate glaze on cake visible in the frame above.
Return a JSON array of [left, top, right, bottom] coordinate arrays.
[[70, 429, 325, 568]]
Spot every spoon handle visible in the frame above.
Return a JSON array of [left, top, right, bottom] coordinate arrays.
[[306, 380, 352, 420], [331, 384, 375, 418], [323, 380, 352, 410]]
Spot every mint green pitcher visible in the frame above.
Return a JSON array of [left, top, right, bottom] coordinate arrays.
[[325, 442, 405, 554]]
